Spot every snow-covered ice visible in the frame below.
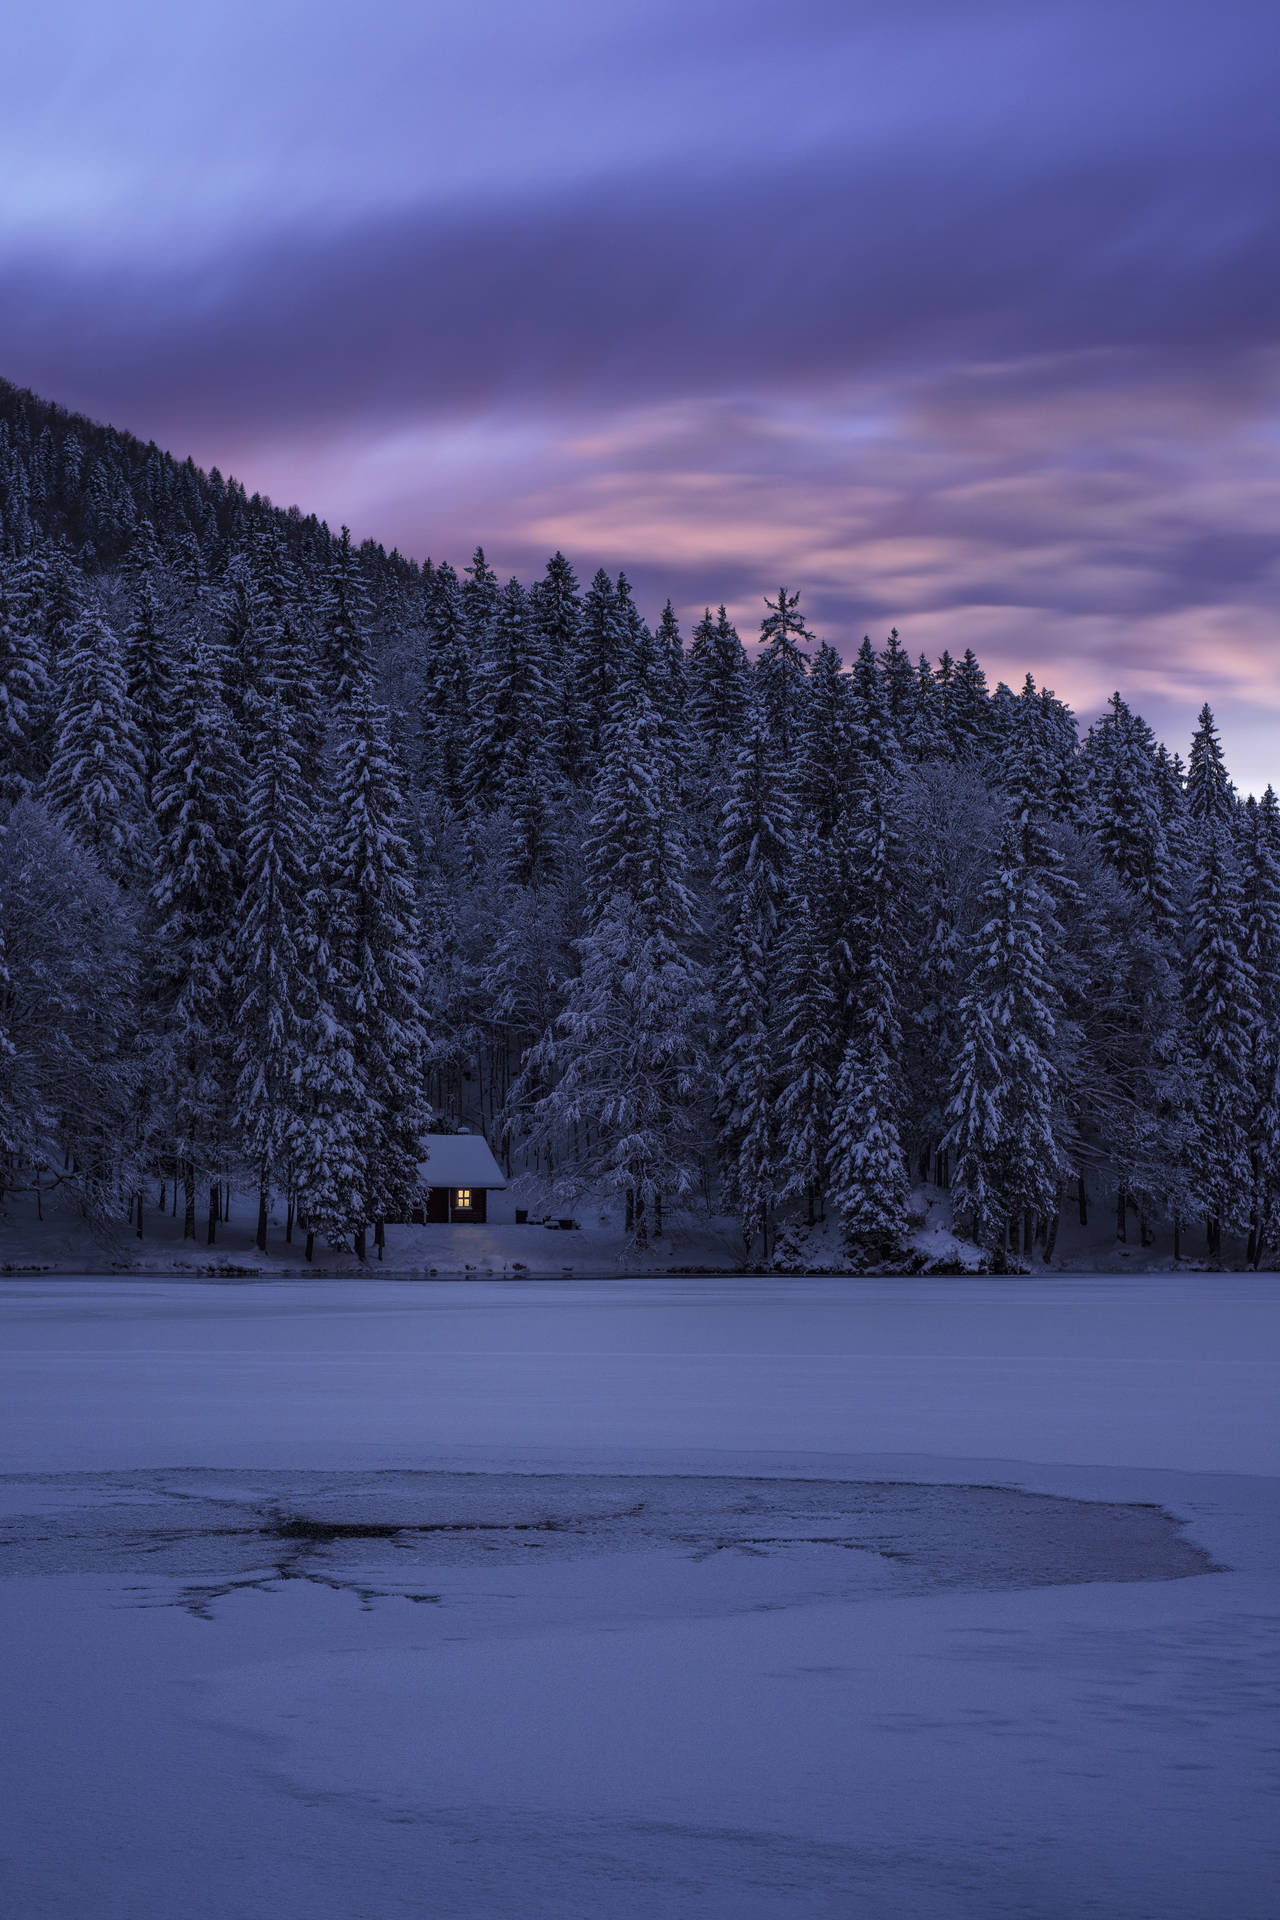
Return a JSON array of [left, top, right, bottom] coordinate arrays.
[[2, 1273, 1278, 1917]]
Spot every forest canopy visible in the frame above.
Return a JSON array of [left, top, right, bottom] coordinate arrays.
[[1, 375, 1275, 1269]]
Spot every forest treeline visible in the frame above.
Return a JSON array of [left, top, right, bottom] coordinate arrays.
[[0, 375, 1276, 1268]]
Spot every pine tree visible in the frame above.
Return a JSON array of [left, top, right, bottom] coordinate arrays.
[[1185, 831, 1256, 1256], [947, 648, 991, 759], [754, 586, 812, 757], [573, 568, 628, 774], [121, 524, 175, 798], [904, 652, 949, 761], [878, 627, 916, 745], [530, 655, 708, 1244], [653, 599, 685, 726], [288, 891, 366, 1258], [148, 639, 243, 1239], [321, 527, 373, 704], [464, 576, 549, 808], [828, 1032, 909, 1264], [1083, 694, 1176, 940], [43, 610, 146, 881], [462, 546, 501, 638], [529, 552, 584, 782], [774, 880, 838, 1220], [230, 690, 316, 1250], [686, 605, 750, 797], [1186, 703, 1236, 833], [0, 554, 50, 804], [1240, 789, 1280, 1264], [714, 715, 795, 1259], [322, 673, 431, 1251], [944, 821, 1065, 1259], [825, 639, 910, 1260], [794, 641, 853, 838], [528, 893, 709, 1246], [416, 560, 471, 801]]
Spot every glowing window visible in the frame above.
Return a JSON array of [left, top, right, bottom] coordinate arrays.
[[454, 1188, 472, 1210]]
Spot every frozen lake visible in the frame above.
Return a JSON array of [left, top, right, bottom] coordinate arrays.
[[2, 1274, 1279, 1917]]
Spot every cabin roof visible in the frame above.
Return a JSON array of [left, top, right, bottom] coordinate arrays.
[[415, 1134, 507, 1191]]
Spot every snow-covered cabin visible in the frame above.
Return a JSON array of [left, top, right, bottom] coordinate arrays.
[[413, 1134, 508, 1224]]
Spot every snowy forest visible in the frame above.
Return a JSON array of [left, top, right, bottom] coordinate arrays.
[[0, 374, 1275, 1270]]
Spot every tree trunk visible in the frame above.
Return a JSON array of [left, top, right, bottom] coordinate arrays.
[[354, 1226, 367, 1261], [1077, 1173, 1088, 1226], [256, 1183, 269, 1254], [286, 1197, 294, 1244], [1115, 1183, 1127, 1243], [655, 1193, 663, 1239], [136, 1189, 144, 1241], [1173, 1215, 1182, 1261], [375, 1219, 385, 1262], [1139, 1210, 1152, 1249], [206, 1183, 218, 1246], [183, 1162, 196, 1240], [305, 1230, 315, 1263], [1042, 1209, 1060, 1265]]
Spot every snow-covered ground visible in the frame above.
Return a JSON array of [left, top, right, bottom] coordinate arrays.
[[2, 1274, 1278, 1917], [0, 1176, 1258, 1279]]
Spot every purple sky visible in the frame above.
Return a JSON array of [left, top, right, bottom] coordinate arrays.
[[4, 0, 1279, 785]]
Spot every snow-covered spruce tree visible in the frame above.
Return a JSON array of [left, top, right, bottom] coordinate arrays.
[[1186, 703, 1236, 836], [147, 637, 244, 1239], [713, 713, 796, 1260], [687, 605, 750, 776], [528, 551, 584, 784], [0, 553, 50, 804], [570, 567, 628, 777], [217, 546, 277, 728], [1082, 694, 1177, 942], [754, 586, 812, 759], [1184, 829, 1257, 1258], [0, 799, 138, 1213], [416, 560, 471, 801], [230, 689, 317, 1251], [903, 652, 949, 762], [121, 522, 176, 800], [320, 526, 374, 705], [878, 627, 917, 747], [462, 545, 501, 640], [995, 674, 1079, 832], [43, 608, 146, 883], [1237, 789, 1280, 1264], [654, 600, 686, 728], [774, 877, 838, 1223], [312, 671, 431, 1255], [825, 640, 910, 1264], [946, 648, 991, 760], [464, 576, 550, 808], [794, 641, 854, 838], [287, 883, 366, 1260], [500, 729, 564, 893], [944, 819, 1066, 1261], [527, 653, 709, 1247], [897, 760, 996, 1185]]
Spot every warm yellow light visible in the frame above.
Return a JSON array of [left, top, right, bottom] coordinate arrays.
[[455, 1188, 472, 1209]]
